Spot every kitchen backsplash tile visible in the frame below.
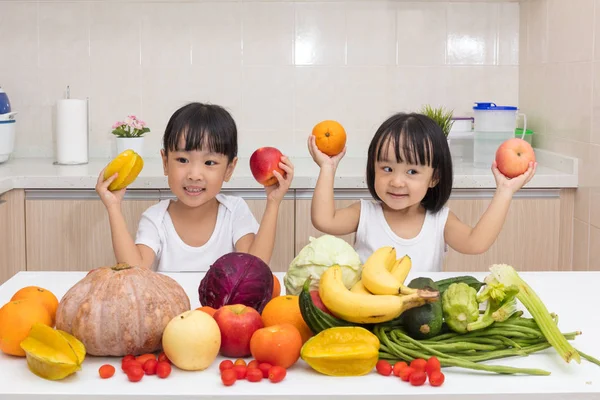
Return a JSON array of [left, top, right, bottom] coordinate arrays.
[[1, 0, 519, 159], [524, 0, 548, 65], [546, 0, 594, 63], [295, 2, 346, 66]]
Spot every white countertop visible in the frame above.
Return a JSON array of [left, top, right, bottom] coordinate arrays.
[[0, 149, 578, 196], [0, 270, 598, 399]]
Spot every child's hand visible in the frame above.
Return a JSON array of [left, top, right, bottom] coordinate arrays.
[[264, 156, 294, 204], [492, 160, 537, 195], [307, 135, 346, 170], [96, 168, 126, 210]]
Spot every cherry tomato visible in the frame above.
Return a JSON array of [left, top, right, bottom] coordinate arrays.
[[409, 370, 427, 386], [258, 363, 272, 379], [122, 359, 142, 372], [136, 353, 156, 365], [126, 366, 144, 382], [143, 359, 158, 375], [122, 354, 135, 363], [232, 365, 247, 380], [268, 366, 286, 383], [98, 364, 115, 379], [156, 361, 172, 379], [221, 369, 237, 386], [246, 368, 263, 382], [247, 359, 259, 370], [410, 358, 427, 372], [425, 356, 441, 376], [429, 370, 445, 387], [393, 361, 408, 377], [399, 366, 415, 382], [157, 352, 171, 364], [219, 360, 234, 372], [234, 359, 246, 367], [375, 360, 392, 376]]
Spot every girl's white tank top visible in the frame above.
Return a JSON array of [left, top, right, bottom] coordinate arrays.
[[354, 199, 450, 273]]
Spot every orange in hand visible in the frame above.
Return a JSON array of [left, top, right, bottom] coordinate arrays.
[[250, 323, 302, 369], [11, 286, 59, 325], [312, 120, 346, 156]]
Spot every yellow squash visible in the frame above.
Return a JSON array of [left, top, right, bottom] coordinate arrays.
[[19, 323, 86, 380], [300, 327, 379, 376], [103, 149, 144, 191]]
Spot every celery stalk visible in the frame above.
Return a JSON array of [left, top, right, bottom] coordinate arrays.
[[489, 264, 581, 364]]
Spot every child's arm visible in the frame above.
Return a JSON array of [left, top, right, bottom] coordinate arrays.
[[96, 170, 156, 269], [445, 160, 537, 255], [308, 135, 360, 235], [236, 156, 294, 264]]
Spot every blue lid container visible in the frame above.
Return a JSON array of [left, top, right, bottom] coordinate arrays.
[[0, 87, 11, 114]]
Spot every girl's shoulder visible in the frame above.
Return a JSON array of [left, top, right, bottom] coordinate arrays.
[[141, 199, 171, 221], [215, 193, 250, 214]]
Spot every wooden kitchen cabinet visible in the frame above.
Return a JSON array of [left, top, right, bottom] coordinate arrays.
[[0, 189, 26, 284], [25, 190, 160, 271], [246, 198, 295, 272]]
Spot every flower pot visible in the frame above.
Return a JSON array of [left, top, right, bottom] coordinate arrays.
[[116, 137, 144, 157]]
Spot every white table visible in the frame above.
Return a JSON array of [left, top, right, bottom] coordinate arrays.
[[0, 270, 598, 400]]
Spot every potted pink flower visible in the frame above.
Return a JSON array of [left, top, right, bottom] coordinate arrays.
[[111, 115, 150, 156]]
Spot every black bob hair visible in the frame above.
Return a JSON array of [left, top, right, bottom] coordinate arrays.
[[162, 102, 238, 163], [366, 112, 453, 213]]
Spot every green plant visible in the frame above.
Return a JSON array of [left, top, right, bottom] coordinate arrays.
[[420, 105, 454, 137]]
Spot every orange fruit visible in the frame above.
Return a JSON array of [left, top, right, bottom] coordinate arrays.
[[249, 323, 302, 368], [196, 306, 217, 317], [0, 299, 52, 356], [312, 120, 346, 156], [272, 274, 281, 299], [11, 286, 59, 325], [261, 295, 312, 343]]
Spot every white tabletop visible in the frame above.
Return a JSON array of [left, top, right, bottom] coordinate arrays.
[[0, 270, 597, 399]]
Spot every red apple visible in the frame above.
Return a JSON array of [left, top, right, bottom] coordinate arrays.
[[249, 147, 284, 186], [310, 290, 334, 316], [495, 138, 536, 178], [212, 304, 264, 358]]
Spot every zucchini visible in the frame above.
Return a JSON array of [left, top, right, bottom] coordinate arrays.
[[435, 275, 485, 296], [299, 278, 356, 334], [397, 277, 443, 339]]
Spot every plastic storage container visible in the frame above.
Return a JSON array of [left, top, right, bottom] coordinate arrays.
[[472, 102, 527, 167], [0, 120, 16, 163], [515, 128, 533, 145], [448, 117, 474, 162]]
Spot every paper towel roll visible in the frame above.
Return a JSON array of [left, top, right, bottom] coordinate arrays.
[[55, 98, 88, 164]]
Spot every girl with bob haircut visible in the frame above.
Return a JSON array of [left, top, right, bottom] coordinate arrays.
[[308, 112, 536, 272], [97, 102, 294, 272]]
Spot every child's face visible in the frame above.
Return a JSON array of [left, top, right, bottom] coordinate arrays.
[[374, 140, 437, 211], [161, 137, 236, 209]]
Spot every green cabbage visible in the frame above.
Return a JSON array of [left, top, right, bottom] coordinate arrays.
[[283, 235, 362, 295]]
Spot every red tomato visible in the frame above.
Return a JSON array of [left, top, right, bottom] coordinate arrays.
[[429, 370, 445, 387], [221, 369, 237, 386], [156, 361, 171, 379], [246, 368, 263, 382], [399, 366, 415, 382], [410, 358, 427, 372], [98, 364, 115, 379], [375, 360, 392, 376], [219, 360, 234, 372], [232, 365, 247, 380], [409, 370, 427, 386], [157, 352, 171, 364], [426, 356, 441, 376], [143, 359, 158, 375], [258, 363, 272, 379], [247, 360, 259, 370], [393, 361, 408, 377], [126, 366, 144, 382], [136, 353, 156, 365], [122, 359, 142, 372], [268, 366, 286, 383]]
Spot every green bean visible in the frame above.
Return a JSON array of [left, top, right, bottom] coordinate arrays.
[[576, 349, 600, 367]]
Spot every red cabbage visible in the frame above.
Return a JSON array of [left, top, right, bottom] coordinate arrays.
[[198, 252, 274, 313]]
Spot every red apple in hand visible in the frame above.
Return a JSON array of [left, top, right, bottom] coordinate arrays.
[[310, 290, 334, 316], [495, 138, 536, 178], [213, 304, 264, 357], [250, 147, 284, 186]]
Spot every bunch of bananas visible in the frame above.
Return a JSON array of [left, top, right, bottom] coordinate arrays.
[[318, 247, 439, 324]]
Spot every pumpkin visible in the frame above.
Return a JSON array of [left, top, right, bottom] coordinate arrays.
[[55, 263, 190, 357], [312, 120, 347, 156]]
